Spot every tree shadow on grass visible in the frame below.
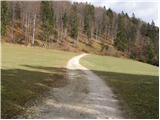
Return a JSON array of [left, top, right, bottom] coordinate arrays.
[[1, 65, 159, 119], [1, 66, 68, 118], [90, 70, 159, 119]]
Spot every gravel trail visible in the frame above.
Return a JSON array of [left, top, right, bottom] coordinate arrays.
[[25, 53, 123, 119]]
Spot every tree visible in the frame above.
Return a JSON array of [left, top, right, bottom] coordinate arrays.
[[1, 1, 11, 36], [83, 4, 95, 43], [27, 2, 40, 46], [93, 6, 106, 40], [41, 1, 55, 46], [32, 12, 36, 45], [115, 31, 128, 51], [70, 3, 79, 46], [131, 13, 138, 24], [115, 13, 128, 51], [14, 2, 21, 20], [101, 8, 107, 34], [62, 12, 68, 39], [149, 21, 156, 42], [106, 8, 113, 36], [147, 43, 154, 64]]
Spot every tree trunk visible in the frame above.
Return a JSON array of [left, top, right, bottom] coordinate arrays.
[[64, 28, 67, 39], [32, 14, 36, 46], [76, 32, 79, 46], [11, 4, 15, 43], [96, 29, 98, 40], [25, 13, 28, 45]]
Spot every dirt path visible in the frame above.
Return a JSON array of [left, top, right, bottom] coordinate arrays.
[[25, 53, 123, 119]]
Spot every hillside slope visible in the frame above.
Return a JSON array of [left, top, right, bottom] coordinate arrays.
[[2, 1, 158, 65], [3, 23, 123, 57]]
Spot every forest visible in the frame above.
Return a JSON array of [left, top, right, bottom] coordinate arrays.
[[1, 1, 159, 65]]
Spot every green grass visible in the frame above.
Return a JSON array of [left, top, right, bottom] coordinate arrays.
[[1, 43, 77, 118], [81, 54, 159, 119]]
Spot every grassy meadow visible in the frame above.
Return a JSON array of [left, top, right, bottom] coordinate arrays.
[[1, 43, 159, 119], [1, 43, 77, 118], [81, 54, 159, 118]]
